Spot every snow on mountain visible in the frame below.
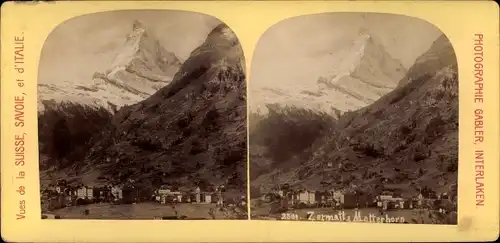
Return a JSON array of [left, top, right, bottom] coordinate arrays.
[[38, 20, 182, 112], [250, 31, 407, 116]]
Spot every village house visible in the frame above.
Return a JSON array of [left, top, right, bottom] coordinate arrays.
[[376, 193, 417, 210], [200, 192, 212, 204], [158, 185, 171, 195], [261, 192, 280, 203], [153, 185, 219, 205], [160, 195, 168, 204], [307, 191, 316, 204], [298, 189, 316, 205], [55, 179, 68, 194], [98, 186, 112, 201], [333, 190, 344, 206], [111, 185, 124, 201], [194, 186, 201, 203], [156, 185, 181, 204], [376, 194, 393, 210], [156, 191, 168, 204], [77, 186, 89, 199], [320, 190, 335, 206], [393, 197, 405, 209], [215, 184, 227, 206], [86, 186, 94, 200], [55, 185, 65, 194], [170, 191, 183, 203]]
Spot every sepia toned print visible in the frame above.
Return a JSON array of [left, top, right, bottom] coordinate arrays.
[[37, 10, 247, 220], [249, 13, 458, 224]]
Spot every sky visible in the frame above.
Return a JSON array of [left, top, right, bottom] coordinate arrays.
[[250, 12, 445, 89], [39, 11, 446, 91], [39, 10, 222, 85]]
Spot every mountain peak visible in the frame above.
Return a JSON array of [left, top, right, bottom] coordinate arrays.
[[358, 33, 373, 44], [82, 19, 181, 111], [110, 20, 180, 72], [132, 20, 145, 31], [311, 29, 407, 111], [357, 27, 372, 38], [353, 30, 376, 54], [127, 20, 149, 42], [205, 24, 238, 45]]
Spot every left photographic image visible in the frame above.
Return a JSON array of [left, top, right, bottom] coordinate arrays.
[[37, 10, 248, 220]]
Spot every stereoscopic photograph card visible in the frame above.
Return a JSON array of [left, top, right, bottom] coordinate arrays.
[[1, 1, 499, 242]]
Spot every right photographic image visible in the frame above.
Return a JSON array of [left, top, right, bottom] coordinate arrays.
[[248, 13, 458, 224]]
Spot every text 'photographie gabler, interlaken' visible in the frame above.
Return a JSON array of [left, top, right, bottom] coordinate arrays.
[[472, 33, 485, 208], [248, 13, 459, 224], [36, 10, 248, 220]]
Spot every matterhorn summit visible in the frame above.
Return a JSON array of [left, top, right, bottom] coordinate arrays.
[[317, 30, 407, 106], [38, 20, 182, 112], [107, 20, 181, 81], [250, 29, 407, 116]]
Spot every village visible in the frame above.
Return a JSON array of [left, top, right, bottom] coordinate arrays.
[[253, 183, 458, 222], [41, 179, 246, 219]]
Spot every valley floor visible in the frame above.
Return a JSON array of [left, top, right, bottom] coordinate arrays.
[[43, 202, 247, 220]]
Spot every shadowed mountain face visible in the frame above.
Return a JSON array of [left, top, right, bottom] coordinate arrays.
[[250, 34, 458, 197], [80, 23, 247, 190]]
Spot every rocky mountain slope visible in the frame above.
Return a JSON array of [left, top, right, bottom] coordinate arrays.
[[38, 20, 181, 112], [250, 31, 406, 117], [250, 34, 458, 197], [51, 23, 248, 191]]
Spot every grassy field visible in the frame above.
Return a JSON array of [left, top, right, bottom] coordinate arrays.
[[46, 202, 246, 220], [251, 203, 457, 224]]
